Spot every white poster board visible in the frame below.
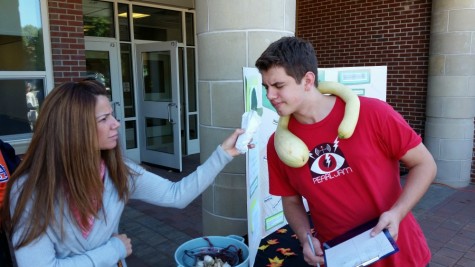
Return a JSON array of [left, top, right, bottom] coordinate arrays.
[[243, 66, 387, 266], [319, 66, 387, 101]]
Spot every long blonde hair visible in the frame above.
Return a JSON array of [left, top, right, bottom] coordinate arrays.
[[2, 80, 134, 248]]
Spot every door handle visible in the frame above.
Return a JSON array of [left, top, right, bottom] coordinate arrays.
[[167, 102, 177, 124]]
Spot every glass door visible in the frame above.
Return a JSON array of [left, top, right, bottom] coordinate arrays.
[[136, 41, 182, 171], [85, 40, 126, 152]]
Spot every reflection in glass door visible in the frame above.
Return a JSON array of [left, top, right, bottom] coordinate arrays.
[[85, 50, 112, 100], [136, 42, 181, 171]]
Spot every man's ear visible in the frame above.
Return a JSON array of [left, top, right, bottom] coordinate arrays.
[[303, 71, 316, 91]]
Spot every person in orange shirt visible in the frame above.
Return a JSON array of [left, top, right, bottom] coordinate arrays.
[[0, 139, 21, 208], [1, 139, 21, 267]]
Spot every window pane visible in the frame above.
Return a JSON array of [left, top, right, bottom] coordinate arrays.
[[133, 6, 182, 42], [125, 120, 137, 149], [85, 50, 112, 100], [0, 0, 45, 71], [142, 51, 172, 102], [145, 117, 173, 154], [120, 44, 135, 117], [0, 79, 44, 136], [83, 0, 115, 38], [185, 12, 195, 46], [186, 48, 197, 112], [189, 114, 198, 140], [118, 3, 131, 42], [179, 47, 185, 111]]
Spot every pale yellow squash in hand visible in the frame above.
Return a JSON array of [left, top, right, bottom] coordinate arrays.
[[274, 81, 360, 168]]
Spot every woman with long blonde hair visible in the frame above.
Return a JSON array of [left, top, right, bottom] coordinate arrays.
[[1, 80, 250, 267]]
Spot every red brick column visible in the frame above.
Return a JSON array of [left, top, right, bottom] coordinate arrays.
[[48, 0, 86, 86]]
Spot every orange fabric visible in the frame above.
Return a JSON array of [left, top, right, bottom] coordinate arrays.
[[0, 152, 11, 207]]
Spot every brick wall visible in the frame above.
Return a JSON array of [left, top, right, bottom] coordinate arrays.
[[296, 0, 443, 177], [48, 0, 86, 86], [297, 1, 475, 184], [296, 0, 431, 138]]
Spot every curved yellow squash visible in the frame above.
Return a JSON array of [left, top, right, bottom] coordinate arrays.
[[274, 115, 310, 168], [274, 81, 360, 167], [318, 81, 360, 139]]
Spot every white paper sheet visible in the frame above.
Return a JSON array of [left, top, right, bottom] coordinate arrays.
[[324, 228, 397, 267]]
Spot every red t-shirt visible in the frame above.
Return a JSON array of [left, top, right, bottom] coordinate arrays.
[[268, 96, 430, 266]]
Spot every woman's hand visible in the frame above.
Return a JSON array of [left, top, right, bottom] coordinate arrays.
[[114, 233, 133, 257], [221, 129, 255, 157]]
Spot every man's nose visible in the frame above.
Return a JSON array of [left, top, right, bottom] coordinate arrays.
[[266, 87, 277, 100]]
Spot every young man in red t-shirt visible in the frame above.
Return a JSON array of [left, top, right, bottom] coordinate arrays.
[[255, 37, 437, 266]]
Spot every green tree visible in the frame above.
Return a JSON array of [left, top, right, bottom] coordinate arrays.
[[22, 24, 45, 71]]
